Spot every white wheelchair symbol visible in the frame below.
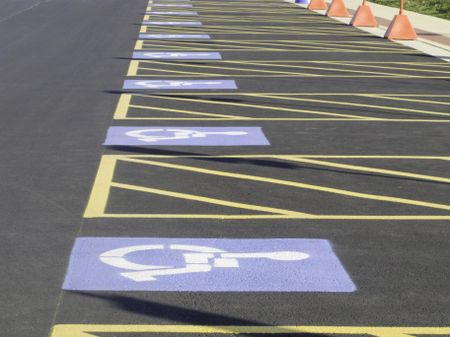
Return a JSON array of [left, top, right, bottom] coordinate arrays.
[[134, 80, 218, 88], [100, 244, 310, 282], [147, 22, 198, 25], [143, 52, 210, 58], [125, 128, 247, 142]]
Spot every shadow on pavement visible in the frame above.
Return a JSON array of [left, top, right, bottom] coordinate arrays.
[[106, 146, 448, 184], [71, 292, 331, 336]]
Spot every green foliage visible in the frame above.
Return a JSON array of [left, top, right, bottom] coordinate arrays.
[[369, 0, 450, 19]]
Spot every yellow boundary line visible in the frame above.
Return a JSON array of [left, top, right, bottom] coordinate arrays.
[[83, 155, 450, 220], [51, 325, 450, 337]]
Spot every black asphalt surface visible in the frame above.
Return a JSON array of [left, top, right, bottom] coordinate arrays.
[[0, 0, 449, 336]]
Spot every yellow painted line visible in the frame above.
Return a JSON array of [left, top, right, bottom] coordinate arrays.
[[246, 94, 450, 117], [115, 92, 450, 97], [113, 94, 450, 121], [51, 324, 450, 337], [114, 117, 450, 122], [131, 59, 444, 78], [135, 60, 322, 76], [326, 61, 450, 74], [95, 154, 450, 160], [131, 74, 450, 78], [225, 60, 437, 78], [134, 40, 143, 50], [279, 157, 450, 184], [140, 27, 357, 34], [123, 103, 247, 119], [114, 94, 132, 119], [141, 26, 360, 33], [135, 41, 418, 53], [138, 93, 371, 119], [127, 60, 140, 76], [84, 155, 450, 218], [86, 213, 450, 219], [110, 182, 310, 216], [120, 157, 450, 211], [83, 156, 116, 218], [201, 39, 354, 48], [362, 94, 450, 107], [135, 42, 407, 52], [282, 41, 409, 51]]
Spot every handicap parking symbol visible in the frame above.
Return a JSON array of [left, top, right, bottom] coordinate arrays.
[[147, 11, 198, 15], [139, 33, 209, 39], [63, 238, 356, 292], [132, 52, 222, 60], [142, 21, 202, 26], [152, 3, 193, 6], [123, 79, 236, 90], [103, 127, 269, 146]]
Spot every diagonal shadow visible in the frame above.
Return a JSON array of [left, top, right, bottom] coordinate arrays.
[[106, 147, 449, 184], [71, 292, 330, 336]]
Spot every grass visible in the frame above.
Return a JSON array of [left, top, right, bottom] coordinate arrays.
[[368, 0, 450, 20]]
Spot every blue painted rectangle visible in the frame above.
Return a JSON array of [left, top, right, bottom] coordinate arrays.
[[63, 238, 356, 292], [142, 21, 202, 26], [153, 3, 193, 6], [148, 11, 198, 15], [139, 33, 210, 39], [132, 52, 221, 60], [63, 239, 356, 292], [103, 127, 269, 146], [123, 79, 236, 90]]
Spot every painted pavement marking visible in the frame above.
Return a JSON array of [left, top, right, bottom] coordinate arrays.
[[50, 325, 450, 337], [138, 24, 372, 36], [83, 155, 450, 220], [139, 34, 210, 39], [123, 79, 237, 90], [62, 238, 355, 292], [127, 60, 450, 78], [142, 21, 202, 26], [152, 3, 193, 6], [103, 127, 269, 146], [141, 13, 378, 24], [132, 51, 222, 60], [135, 37, 422, 53], [113, 92, 450, 121], [147, 11, 198, 15]]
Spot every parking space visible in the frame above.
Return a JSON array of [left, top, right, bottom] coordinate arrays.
[[1, 0, 448, 335]]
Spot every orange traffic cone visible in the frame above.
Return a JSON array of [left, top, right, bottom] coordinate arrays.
[[308, 0, 327, 10], [326, 0, 350, 17], [350, 0, 378, 27], [384, 13, 417, 39], [384, 0, 417, 40]]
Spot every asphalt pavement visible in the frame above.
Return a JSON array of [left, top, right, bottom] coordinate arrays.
[[0, 0, 449, 336]]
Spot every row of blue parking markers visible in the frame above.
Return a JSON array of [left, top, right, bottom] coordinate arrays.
[[61, 0, 357, 294], [117, 0, 260, 146], [129, 1, 230, 89], [120, 1, 266, 146]]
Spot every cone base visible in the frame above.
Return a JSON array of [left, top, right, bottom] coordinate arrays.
[[384, 14, 417, 40], [326, 0, 350, 17], [308, 0, 327, 10], [350, 4, 378, 27]]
